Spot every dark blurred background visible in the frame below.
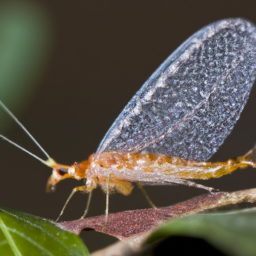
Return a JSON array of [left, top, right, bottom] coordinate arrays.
[[1, 0, 256, 253]]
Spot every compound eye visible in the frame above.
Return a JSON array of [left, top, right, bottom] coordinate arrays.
[[58, 168, 67, 175]]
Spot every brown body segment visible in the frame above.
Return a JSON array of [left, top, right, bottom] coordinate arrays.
[[47, 146, 256, 196]]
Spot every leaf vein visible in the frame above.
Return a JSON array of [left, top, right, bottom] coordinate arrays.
[[0, 217, 22, 256], [5, 227, 54, 256], [0, 209, 70, 250], [0, 209, 83, 256]]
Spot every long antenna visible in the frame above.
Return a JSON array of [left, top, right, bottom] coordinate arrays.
[[0, 100, 51, 159], [0, 134, 48, 166]]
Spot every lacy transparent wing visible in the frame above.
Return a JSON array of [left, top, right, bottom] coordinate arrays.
[[97, 18, 256, 161]]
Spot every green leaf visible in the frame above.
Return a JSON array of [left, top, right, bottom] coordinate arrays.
[[0, 207, 89, 256], [0, 2, 52, 132], [146, 208, 256, 256]]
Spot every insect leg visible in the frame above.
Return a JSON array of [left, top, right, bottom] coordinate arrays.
[[136, 181, 157, 208], [55, 185, 88, 222], [165, 179, 216, 192], [103, 173, 112, 232], [80, 191, 93, 219]]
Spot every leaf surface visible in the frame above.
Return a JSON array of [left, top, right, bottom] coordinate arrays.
[[58, 188, 256, 254], [0, 207, 89, 256], [147, 208, 256, 256]]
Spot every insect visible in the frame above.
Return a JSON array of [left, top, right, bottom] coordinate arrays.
[[1, 18, 256, 225]]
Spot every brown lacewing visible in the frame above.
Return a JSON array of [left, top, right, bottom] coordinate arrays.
[[2, 18, 256, 222]]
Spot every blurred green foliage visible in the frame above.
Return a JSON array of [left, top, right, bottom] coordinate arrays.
[[0, 207, 89, 256], [0, 1, 52, 132], [147, 208, 256, 256]]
